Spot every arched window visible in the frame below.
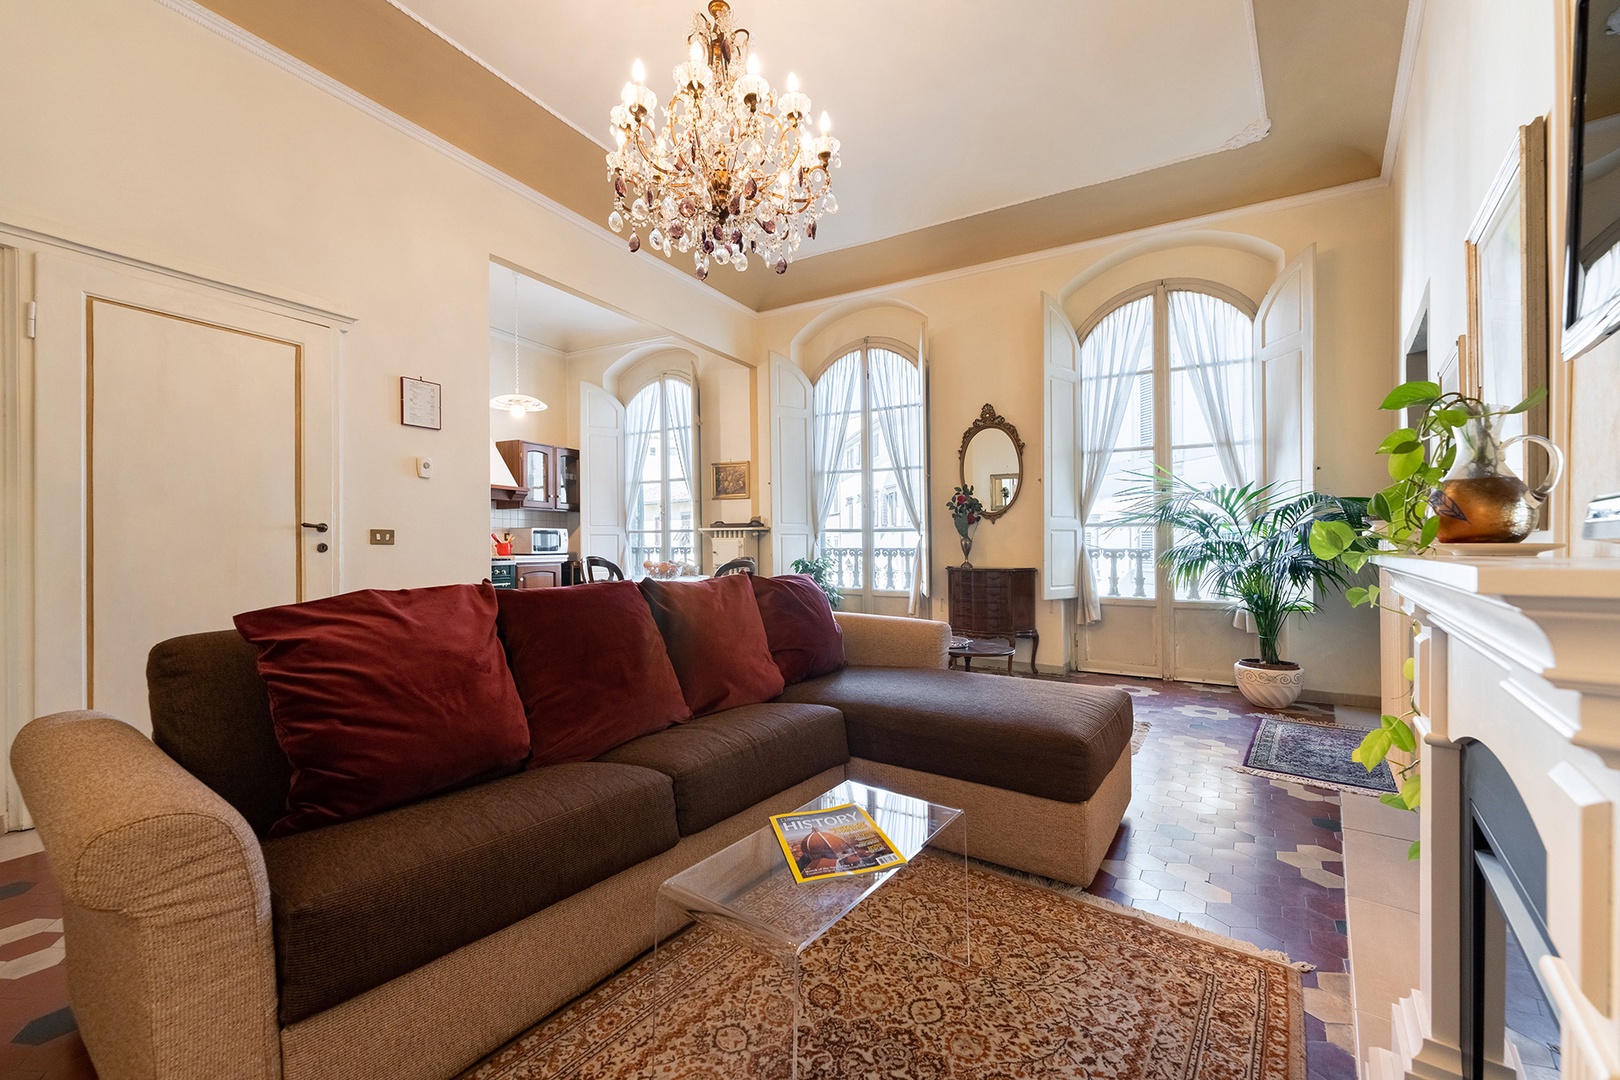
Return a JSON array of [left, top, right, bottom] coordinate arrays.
[[625, 375, 695, 577], [812, 342, 924, 599], [1080, 284, 1256, 602]]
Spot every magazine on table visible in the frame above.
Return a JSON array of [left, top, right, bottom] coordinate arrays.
[[769, 802, 907, 883]]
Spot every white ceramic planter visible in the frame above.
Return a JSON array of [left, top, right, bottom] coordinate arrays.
[[1233, 660, 1304, 709]]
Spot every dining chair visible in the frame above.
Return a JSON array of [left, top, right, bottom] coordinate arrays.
[[584, 556, 625, 582], [713, 557, 756, 577]]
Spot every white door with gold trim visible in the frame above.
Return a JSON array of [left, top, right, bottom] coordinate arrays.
[[30, 253, 338, 736]]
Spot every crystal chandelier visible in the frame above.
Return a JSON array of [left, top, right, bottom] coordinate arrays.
[[490, 268, 547, 419], [606, 0, 840, 279]]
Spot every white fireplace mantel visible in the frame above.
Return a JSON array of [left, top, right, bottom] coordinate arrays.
[[1372, 555, 1620, 1080], [1375, 557, 1620, 766]]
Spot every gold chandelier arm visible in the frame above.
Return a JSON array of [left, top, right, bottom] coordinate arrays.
[[629, 123, 684, 181]]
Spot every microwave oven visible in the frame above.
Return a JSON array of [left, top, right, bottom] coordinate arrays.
[[507, 527, 569, 554]]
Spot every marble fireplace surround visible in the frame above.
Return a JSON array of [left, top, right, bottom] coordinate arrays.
[[1371, 556, 1620, 1080]]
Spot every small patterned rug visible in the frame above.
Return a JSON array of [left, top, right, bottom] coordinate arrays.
[[1240, 717, 1396, 795], [463, 853, 1305, 1080]]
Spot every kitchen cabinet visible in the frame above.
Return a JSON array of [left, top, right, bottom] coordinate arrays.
[[554, 447, 581, 512], [493, 441, 581, 513], [516, 562, 564, 589]]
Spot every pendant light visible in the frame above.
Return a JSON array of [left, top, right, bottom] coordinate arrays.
[[490, 268, 547, 419]]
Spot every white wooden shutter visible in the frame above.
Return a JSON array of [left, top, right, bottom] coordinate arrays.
[[1256, 244, 1317, 493], [1043, 293, 1082, 600], [579, 382, 626, 564], [769, 354, 814, 574], [916, 331, 931, 613]]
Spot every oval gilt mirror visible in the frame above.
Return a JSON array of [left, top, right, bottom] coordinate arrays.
[[958, 404, 1025, 520]]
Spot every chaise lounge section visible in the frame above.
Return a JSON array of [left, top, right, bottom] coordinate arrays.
[[13, 609, 1131, 1080]]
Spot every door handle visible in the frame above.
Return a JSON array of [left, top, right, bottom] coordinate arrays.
[[300, 521, 329, 533]]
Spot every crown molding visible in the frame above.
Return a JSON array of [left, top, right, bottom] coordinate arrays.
[[1382, 0, 1427, 178], [150, 0, 758, 319], [146, 0, 1402, 325], [759, 176, 1391, 320], [383, 1, 611, 154], [487, 327, 677, 359]]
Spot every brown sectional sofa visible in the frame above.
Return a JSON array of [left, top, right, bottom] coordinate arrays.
[[12, 611, 1132, 1080]]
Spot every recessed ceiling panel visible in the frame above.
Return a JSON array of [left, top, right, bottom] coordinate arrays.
[[402, 0, 1269, 253]]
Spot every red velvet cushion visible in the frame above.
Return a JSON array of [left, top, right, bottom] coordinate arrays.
[[750, 574, 847, 685], [233, 583, 530, 837], [638, 576, 786, 717], [496, 581, 691, 765]]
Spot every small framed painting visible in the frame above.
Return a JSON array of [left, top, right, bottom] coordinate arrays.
[[712, 461, 750, 500], [401, 376, 442, 430], [990, 473, 1019, 511]]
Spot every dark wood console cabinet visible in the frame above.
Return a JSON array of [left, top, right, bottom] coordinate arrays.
[[946, 566, 1039, 674]]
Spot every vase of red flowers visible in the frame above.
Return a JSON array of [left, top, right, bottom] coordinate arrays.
[[946, 484, 984, 567]]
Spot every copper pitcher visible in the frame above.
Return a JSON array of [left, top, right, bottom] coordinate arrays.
[[1430, 414, 1563, 543]]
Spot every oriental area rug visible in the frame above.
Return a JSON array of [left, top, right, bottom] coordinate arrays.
[[462, 852, 1305, 1080], [1241, 717, 1396, 796]]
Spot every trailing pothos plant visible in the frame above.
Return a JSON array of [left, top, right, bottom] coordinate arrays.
[[1305, 379, 1548, 858]]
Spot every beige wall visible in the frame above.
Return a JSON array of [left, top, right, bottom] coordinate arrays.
[[2, 0, 1414, 704], [757, 184, 1397, 697], [1393, 0, 1620, 557], [488, 336, 570, 448], [0, 0, 752, 594]]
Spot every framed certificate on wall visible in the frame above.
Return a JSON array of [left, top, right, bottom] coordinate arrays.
[[401, 376, 441, 430]]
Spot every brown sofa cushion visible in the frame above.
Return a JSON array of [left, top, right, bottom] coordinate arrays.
[[147, 629, 291, 837], [596, 703, 848, 835], [778, 669, 1132, 804], [262, 762, 678, 1024]]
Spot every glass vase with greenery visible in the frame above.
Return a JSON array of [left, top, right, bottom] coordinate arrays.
[[1302, 379, 1548, 855]]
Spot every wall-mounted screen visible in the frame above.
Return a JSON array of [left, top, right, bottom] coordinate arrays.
[[1566, 0, 1620, 353]]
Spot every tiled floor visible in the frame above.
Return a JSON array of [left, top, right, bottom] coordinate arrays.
[[1061, 673, 1361, 1080], [0, 673, 1363, 1080]]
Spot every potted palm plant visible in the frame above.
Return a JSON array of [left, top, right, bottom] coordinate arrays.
[[1122, 476, 1369, 708]]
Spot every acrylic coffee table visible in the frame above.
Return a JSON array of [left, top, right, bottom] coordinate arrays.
[[651, 780, 967, 1078]]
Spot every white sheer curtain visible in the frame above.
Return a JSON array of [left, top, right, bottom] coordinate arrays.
[[623, 383, 659, 564], [1170, 291, 1255, 488], [664, 378, 695, 501], [1077, 296, 1154, 625], [868, 348, 926, 613], [1169, 290, 1258, 631], [812, 353, 860, 547]]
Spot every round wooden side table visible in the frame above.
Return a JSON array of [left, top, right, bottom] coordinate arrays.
[[948, 636, 1017, 673]]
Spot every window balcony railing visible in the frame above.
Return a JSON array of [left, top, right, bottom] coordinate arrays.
[[1088, 545, 1154, 599], [827, 546, 916, 593], [1085, 545, 1212, 600], [629, 545, 694, 572]]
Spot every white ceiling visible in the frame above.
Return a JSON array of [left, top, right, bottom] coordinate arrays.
[[488, 263, 661, 353], [400, 0, 1270, 254]]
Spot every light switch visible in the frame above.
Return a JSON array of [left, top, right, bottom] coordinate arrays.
[[370, 529, 396, 545], [416, 457, 433, 479]]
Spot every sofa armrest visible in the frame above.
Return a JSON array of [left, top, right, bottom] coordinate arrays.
[[833, 612, 950, 670], [12, 711, 281, 1080]]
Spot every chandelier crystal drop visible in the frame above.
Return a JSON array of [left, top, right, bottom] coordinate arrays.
[[606, 0, 840, 278], [490, 268, 547, 418]]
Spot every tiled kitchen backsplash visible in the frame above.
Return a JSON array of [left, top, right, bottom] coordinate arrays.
[[490, 507, 575, 539]]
